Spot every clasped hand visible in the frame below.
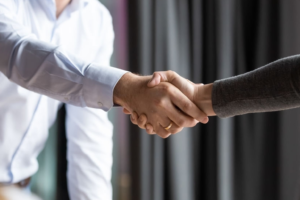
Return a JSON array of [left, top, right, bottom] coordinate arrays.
[[114, 71, 215, 138]]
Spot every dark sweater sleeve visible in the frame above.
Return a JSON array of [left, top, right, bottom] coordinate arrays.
[[212, 55, 300, 118]]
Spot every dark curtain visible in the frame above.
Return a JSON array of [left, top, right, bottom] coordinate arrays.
[[127, 0, 300, 200], [55, 106, 70, 200]]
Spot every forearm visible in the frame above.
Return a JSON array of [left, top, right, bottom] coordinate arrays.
[[194, 83, 216, 116], [212, 55, 300, 118], [0, 14, 126, 111]]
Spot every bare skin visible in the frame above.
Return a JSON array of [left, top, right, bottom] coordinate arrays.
[[124, 71, 216, 134], [56, 0, 71, 18], [114, 72, 209, 138]]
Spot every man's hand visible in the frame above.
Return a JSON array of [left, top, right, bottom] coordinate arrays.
[[114, 72, 208, 138], [123, 71, 216, 134]]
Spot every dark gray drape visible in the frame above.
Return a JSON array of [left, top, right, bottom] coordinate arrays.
[[127, 0, 300, 200]]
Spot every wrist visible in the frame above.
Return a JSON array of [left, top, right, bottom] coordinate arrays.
[[194, 83, 216, 116], [113, 72, 134, 108], [113, 72, 149, 111]]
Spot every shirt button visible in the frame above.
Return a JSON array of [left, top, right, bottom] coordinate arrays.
[[97, 102, 103, 107]]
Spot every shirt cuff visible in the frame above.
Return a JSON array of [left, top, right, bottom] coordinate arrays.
[[83, 64, 128, 111]]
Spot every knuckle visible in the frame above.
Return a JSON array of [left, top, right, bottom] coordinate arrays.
[[191, 119, 199, 126], [177, 119, 186, 127], [138, 117, 144, 124], [154, 98, 165, 107], [196, 111, 206, 120], [182, 101, 192, 110], [167, 70, 175, 74], [131, 117, 137, 125], [138, 122, 144, 128], [171, 127, 183, 134], [142, 114, 148, 119], [162, 86, 174, 96], [167, 70, 178, 78], [185, 118, 196, 127], [157, 131, 169, 138], [166, 70, 173, 75], [160, 84, 170, 92]]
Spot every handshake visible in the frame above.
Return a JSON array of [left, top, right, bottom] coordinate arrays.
[[113, 71, 216, 138]]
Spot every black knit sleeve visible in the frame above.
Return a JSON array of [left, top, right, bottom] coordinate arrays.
[[212, 55, 300, 118]]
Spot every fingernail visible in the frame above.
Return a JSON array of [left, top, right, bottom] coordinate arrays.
[[203, 117, 209, 123]]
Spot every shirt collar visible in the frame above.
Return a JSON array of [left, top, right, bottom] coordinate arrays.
[[38, 0, 90, 20], [69, 0, 90, 13], [46, 0, 90, 6]]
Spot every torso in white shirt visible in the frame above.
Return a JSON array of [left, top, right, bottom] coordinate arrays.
[[0, 1, 114, 198]]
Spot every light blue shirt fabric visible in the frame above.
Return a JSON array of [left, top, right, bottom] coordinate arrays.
[[0, 0, 127, 199]]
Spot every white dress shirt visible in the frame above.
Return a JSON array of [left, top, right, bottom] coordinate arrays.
[[0, 0, 127, 199]]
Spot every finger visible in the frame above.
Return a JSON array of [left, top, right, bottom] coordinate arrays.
[[147, 72, 162, 87], [123, 108, 131, 114], [170, 87, 208, 124], [130, 112, 139, 125], [145, 123, 155, 135], [147, 71, 178, 87], [161, 122, 184, 134], [184, 78, 198, 86], [137, 114, 148, 129], [163, 103, 199, 128], [148, 83, 200, 128], [157, 73, 196, 100], [154, 112, 180, 132], [155, 124, 172, 139]]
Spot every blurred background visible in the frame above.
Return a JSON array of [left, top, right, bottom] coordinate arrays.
[[30, 0, 300, 200]]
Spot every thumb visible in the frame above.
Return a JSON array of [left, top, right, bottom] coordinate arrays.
[[147, 72, 163, 87], [147, 71, 177, 87]]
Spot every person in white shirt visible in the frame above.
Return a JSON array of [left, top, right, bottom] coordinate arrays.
[[0, 0, 208, 199]]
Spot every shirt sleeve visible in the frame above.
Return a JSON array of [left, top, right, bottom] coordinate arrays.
[[212, 55, 300, 118], [0, 4, 127, 111]]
